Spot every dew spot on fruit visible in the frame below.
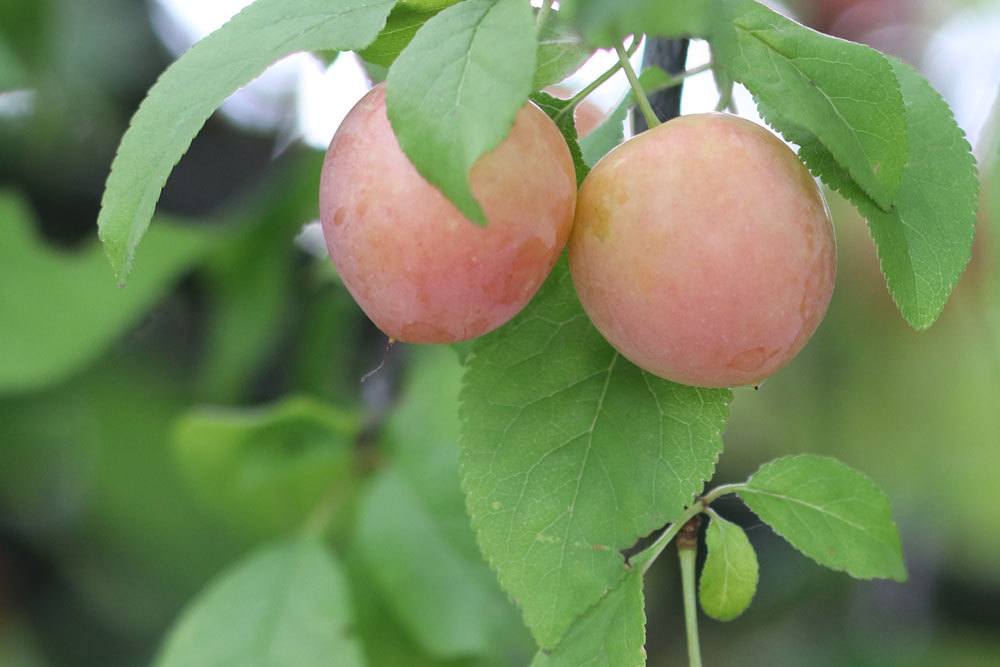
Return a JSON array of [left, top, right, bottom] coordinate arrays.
[[726, 346, 780, 372], [333, 207, 347, 226], [355, 198, 369, 217]]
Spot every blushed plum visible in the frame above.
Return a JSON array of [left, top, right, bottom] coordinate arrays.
[[320, 83, 577, 343], [569, 113, 836, 388]]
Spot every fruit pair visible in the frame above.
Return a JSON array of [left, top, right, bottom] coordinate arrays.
[[319, 84, 836, 388]]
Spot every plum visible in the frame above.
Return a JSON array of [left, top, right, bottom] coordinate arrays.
[[569, 113, 836, 387], [320, 83, 577, 343]]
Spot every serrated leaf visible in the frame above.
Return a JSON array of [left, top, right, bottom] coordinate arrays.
[[760, 59, 978, 329], [359, 4, 438, 68], [460, 260, 731, 648], [0, 192, 217, 394], [562, 0, 711, 47], [153, 539, 363, 667], [172, 397, 360, 539], [534, 13, 592, 89], [97, 0, 395, 281], [738, 455, 907, 581], [530, 91, 589, 185], [579, 66, 673, 167], [530, 570, 646, 667], [386, 0, 536, 225], [713, 0, 907, 210], [699, 514, 758, 621]]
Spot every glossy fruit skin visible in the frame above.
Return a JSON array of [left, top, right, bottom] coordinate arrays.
[[320, 83, 577, 343], [569, 113, 836, 388]]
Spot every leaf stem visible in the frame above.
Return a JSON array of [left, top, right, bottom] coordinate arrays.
[[678, 519, 704, 667], [552, 38, 642, 123], [629, 62, 714, 107], [637, 503, 702, 574], [615, 42, 660, 129], [634, 482, 745, 573], [702, 482, 747, 505], [535, 0, 553, 36]]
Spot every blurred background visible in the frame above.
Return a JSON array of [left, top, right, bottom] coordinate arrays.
[[1, 0, 998, 665]]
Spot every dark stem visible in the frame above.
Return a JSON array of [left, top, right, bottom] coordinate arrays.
[[676, 514, 702, 551], [632, 37, 690, 132]]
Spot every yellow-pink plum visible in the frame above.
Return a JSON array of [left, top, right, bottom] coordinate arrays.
[[320, 83, 576, 343], [569, 113, 836, 388]]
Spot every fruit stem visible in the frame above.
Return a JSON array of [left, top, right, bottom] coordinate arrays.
[[616, 42, 661, 129], [553, 38, 642, 123], [678, 517, 704, 667], [536, 0, 553, 36]]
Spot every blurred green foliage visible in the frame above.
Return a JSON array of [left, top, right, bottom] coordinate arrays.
[[1, 1, 998, 666]]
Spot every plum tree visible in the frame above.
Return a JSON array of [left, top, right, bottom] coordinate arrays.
[[569, 113, 837, 388], [320, 83, 577, 343]]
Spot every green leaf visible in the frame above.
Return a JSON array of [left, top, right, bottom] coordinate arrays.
[[534, 13, 592, 89], [384, 347, 482, 554], [562, 0, 711, 46], [579, 65, 672, 167], [356, 347, 531, 661], [761, 59, 978, 329], [460, 260, 731, 648], [386, 0, 536, 225], [530, 570, 646, 667], [153, 539, 363, 667], [738, 455, 907, 581], [0, 192, 217, 394], [400, 0, 460, 9], [172, 397, 360, 539], [359, 4, 438, 68], [356, 469, 517, 659], [97, 0, 395, 281], [530, 91, 589, 185], [354, 346, 531, 658], [714, 0, 907, 210], [699, 514, 758, 621]]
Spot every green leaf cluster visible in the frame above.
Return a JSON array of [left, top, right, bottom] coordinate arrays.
[[460, 260, 731, 648]]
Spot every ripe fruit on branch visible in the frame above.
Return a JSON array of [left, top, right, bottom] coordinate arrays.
[[320, 83, 577, 343], [569, 113, 836, 388]]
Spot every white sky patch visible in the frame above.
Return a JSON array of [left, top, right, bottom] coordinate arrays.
[[297, 53, 372, 150], [923, 7, 1000, 151]]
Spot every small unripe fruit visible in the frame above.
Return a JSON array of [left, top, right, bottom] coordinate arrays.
[[569, 113, 836, 388], [320, 84, 577, 343]]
